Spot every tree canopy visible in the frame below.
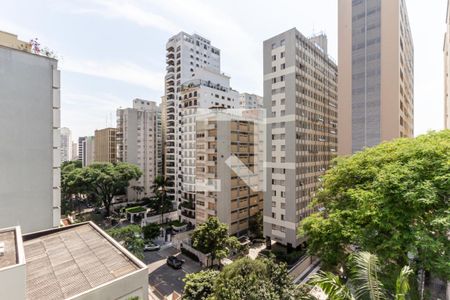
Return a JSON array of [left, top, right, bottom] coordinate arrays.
[[142, 223, 161, 241], [191, 217, 240, 265], [183, 269, 219, 300], [107, 225, 144, 259], [300, 130, 450, 279], [63, 162, 142, 216], [183, 257, 304, 300]]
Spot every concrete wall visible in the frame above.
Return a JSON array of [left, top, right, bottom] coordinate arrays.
[[71, 268, 148, 300], [0, 46, 60, 233]]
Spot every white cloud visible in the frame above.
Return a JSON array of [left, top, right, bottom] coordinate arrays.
[[61, 57, 164, 91], [71, 0, 180, 34]]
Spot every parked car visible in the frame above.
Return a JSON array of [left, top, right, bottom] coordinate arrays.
[[166, 256, 184, 269], [144, 242, 160, 251]]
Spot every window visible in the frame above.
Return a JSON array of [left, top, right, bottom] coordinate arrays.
[[272, 66, 276, 72], [272, 54, 276, 61], [281, 63, 286, 70], [272, 201, 276, 207], [272, 212, 275, 218], [272, 78, 277, 84], [281, 214, 284, 220], [280, 75, 284, 82], [281, 52, 285, 58]]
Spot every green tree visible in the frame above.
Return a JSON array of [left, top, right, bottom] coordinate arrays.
[[214, 257, 301, 299], [191, 217, 240, 266], [107, 225, 144, 259], [150, 175, 173, 223], [248, 211, 264, 239], [309, 252, 413, 300], [61, 160, 85, 214], [299, 130, 450, 279], [183, 269, 219, 300], [66, 162, 142, 216], [142, 223, 160, 241]]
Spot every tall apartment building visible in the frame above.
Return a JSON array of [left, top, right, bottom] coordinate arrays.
[[78, 136, 95, 167], [117, 99, 162, 200], [0, 31, 61, 233], [94, 127, 117, 163], [164, 32, 221, 205], [60, 127, 72, 162], [179, 68, 239, 225], [263, 28, 338, 248], [444, 0, 450, 129], [195, 109, 263, 235], [239, 93, 263, 109], [338, 0, 414, 154]]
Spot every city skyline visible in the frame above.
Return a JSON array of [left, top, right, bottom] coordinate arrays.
[[0, 0, 446, 140]]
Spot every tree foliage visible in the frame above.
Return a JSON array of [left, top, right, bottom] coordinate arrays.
[[183, 269, 219, 300], [142, 223, 160, 241], [214, 257, 303, 300], [308, 252, 413, 300], [183, 257, 305, 300], [149, 175, 173, 222], [107, 225, 144, 259], [300, 130, 450, 279], [248, 211, 264, 239], [191, 217, 240, 265], [64, 162, 142, 216]]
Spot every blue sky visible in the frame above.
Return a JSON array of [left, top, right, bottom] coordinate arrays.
[[1, 0, 446, 140]]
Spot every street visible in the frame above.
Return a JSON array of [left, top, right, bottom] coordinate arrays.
[[145, 246, 202, 299]]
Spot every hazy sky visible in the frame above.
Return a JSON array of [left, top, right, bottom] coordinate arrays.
[[0, 0, 446, 140]]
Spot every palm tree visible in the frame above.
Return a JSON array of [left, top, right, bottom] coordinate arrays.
[[150, 176, 172, 224], [308, 252, 413, 300]]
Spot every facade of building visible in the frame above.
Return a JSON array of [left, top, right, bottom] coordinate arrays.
[[0, 31, 61, 233], [179, 68, 239, 225], [263, 28, 338, 248], [60, 127, 72, 162], [117, 99, 162, 200], [444, 0, 450, 129], [239, 92, 263, 109], [164, 32, 221, 205], [71, 141, 78, 161], [195, 110, 263, 236], [0, 222, 148, 300], [338, 0, 414, 154], [78, 136, 95, 167], [94, 127, 117, 163]]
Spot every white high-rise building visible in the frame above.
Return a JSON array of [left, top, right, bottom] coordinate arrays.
[[60, 127, 72, 162], [239, 93, 263, 109], [117, 99, 162, 200], [164, 32, 221, 206], [78, 136, 95, 167], [0, 31, 61, 233], [179, 68, 239, 225]]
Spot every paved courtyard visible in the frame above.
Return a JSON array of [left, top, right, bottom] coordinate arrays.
[[145, 246, 202, 299]]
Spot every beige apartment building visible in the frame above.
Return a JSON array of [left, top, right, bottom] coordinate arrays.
[[94, 127, 117, 163], [338, 0, 414, 155], [195, 109, 263, 236], [444, 0, 450, 129], [263, 29, 338, 249]]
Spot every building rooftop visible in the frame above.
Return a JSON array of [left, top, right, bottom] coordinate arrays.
[[0, 228, 18, 269], [22, 222, 144, 300]]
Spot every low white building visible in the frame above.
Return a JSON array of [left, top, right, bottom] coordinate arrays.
[[0, 222, 148, 300]]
